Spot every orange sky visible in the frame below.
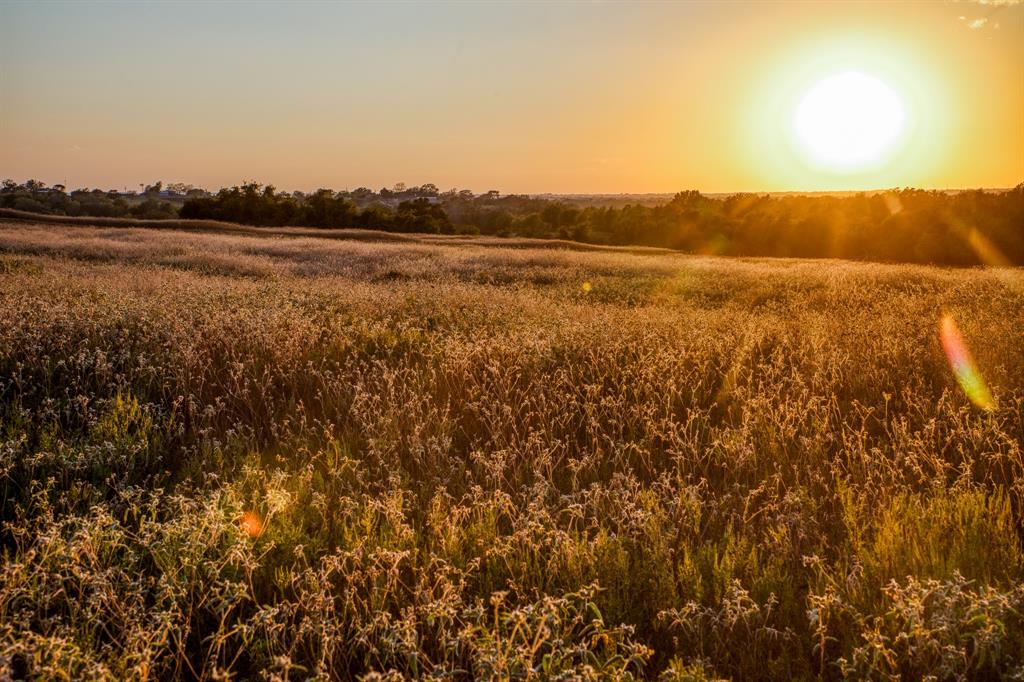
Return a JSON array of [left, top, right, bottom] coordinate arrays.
[[1, 1, 1021, 193]]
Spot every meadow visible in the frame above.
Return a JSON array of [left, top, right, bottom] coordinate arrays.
[[1, 220, 1023, 680]]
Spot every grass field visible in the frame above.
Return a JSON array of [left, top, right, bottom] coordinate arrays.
[[1, 221, 1023, 680]]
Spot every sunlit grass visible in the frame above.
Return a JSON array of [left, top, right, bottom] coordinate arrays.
[[1, 221, 1022, 679]]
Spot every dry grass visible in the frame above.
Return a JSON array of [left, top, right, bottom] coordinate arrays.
[[1, 221, 1023, 680]]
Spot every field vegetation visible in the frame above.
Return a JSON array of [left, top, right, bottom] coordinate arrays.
[[1, 221, 1023, 679]]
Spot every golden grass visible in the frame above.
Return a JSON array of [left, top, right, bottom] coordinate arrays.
[[1, 221, 1022, 680]]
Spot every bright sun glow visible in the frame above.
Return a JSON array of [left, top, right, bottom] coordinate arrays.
[[793, 71, 906, 170]]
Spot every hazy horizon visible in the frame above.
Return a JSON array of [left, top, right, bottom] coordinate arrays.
[[2, 0, 1022, 194]]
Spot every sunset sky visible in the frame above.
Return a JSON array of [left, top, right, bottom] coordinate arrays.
[[2, 0, 1022, 194]]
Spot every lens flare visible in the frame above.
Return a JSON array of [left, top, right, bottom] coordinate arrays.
[[240, 510, 263, 538], [883, 193, 903, 216], [965, 227, 1013, 269], [939, 315, 994, 410]]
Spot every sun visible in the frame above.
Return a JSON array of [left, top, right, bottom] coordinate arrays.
[[793, 71, 906, 170]]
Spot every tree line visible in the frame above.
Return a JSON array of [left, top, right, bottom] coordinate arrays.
[[0, 179, 182, 219], [4, 178, 1023, 265], [564, 187, 1024, 266], [180, 183, 452, 233]]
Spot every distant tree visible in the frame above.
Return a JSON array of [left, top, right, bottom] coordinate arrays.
[[570, 222, 591, 242], [301, 188, 357, 228], [559, 207, 580, 227], [131, 198, 176, 219], [517, 213, 544, 236], [394, 198, 452, 233], [540, 203, 562, 227], [12, 197, 48, 213], [359, 204, 394, 229]]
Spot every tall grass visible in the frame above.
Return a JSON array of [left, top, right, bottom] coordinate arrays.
[[1, 221, 1022, 679]]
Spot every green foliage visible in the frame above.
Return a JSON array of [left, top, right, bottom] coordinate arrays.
[[1, 179, 178, 219], [842, 486, 1023, 586], [179, 183, 454, 233]]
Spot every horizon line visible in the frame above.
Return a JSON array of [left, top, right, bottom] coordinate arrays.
[[6, 177, 1021, 197]]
